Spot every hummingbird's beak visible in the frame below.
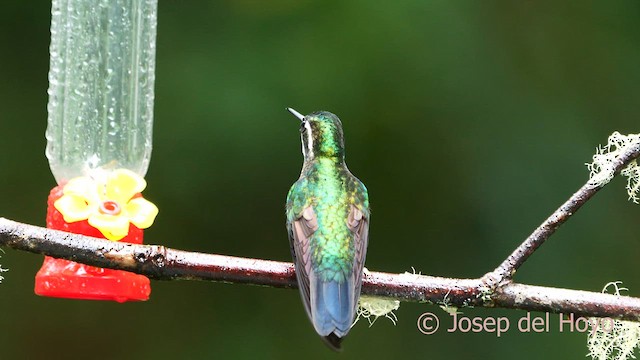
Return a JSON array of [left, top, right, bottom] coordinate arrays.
[[286, 107, 305, 122]]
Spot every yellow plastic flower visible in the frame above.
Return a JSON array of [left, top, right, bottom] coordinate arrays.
[[54, 169, 159, 241]]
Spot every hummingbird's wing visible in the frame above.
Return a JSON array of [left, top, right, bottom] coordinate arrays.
[[288, 206, 317, 322], [348, 204, 369, 318]]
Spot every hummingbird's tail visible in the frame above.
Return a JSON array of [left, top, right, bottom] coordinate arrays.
[[310, 273, 357, 349]]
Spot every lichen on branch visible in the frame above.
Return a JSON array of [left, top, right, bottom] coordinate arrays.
[[588, 282, 640, 360], [587, 132, 640, 195], [621, 161, 640, 204]]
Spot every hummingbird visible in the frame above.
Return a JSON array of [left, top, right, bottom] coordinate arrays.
[[285, 108, 370, 350]]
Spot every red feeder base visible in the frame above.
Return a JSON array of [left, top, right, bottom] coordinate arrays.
[[35, 185, 151, 302], [35, 257, 150, 303]]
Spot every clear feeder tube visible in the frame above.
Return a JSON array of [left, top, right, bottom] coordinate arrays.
[[45, 0, 158, 183]]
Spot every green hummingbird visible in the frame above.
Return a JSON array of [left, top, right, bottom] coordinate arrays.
[[285, 108, 370, 350]]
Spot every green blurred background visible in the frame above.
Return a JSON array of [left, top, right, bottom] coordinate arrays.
[[1, 1, 640, 359]]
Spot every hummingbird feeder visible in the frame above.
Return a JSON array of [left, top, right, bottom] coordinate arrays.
[[35, 0, 159, 302]]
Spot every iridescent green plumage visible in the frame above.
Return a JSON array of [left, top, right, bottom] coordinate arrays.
[[285, 110, 369, 350]]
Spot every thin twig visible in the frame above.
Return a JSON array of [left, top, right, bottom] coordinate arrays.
[[2, 218, 640, 321], [482, 139, 640, 288]]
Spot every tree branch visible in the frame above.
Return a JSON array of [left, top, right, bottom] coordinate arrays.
[[2, 217, 640, 321], [2, 134, 640, 322], [481, 181, 599, 288], [483, 136, 640, 287]]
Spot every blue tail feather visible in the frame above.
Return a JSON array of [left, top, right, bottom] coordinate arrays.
[[310, 272, 355, 338]]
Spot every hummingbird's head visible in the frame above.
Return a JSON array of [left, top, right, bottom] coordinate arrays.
[[288, 109, 345, 161]]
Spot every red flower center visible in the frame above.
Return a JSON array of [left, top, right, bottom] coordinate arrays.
[[99, 200, 121, 215]]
